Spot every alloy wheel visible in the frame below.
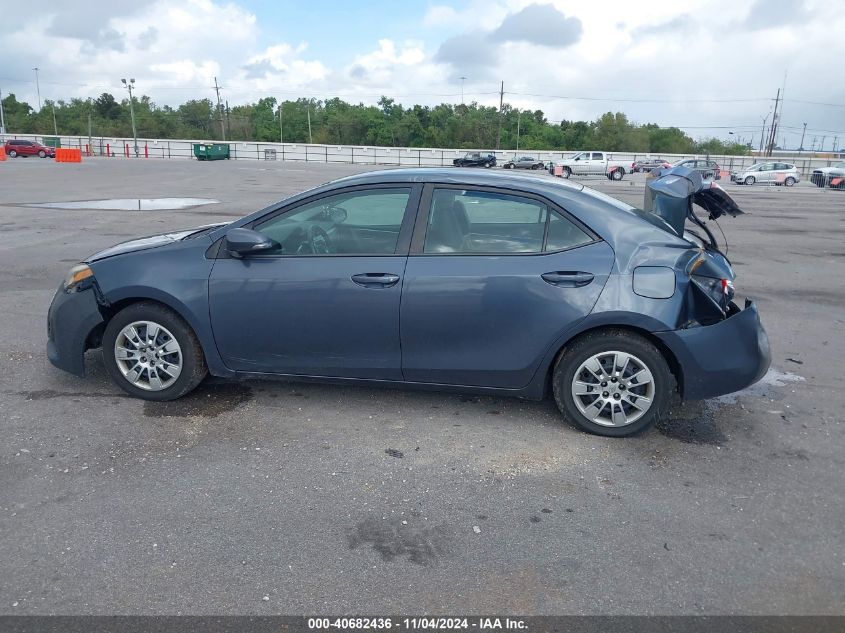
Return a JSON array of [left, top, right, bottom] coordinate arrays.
[[113, 320, 183, 391], [570, 350, 655, 427]]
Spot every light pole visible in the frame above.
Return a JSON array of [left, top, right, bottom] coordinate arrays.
[[0, 86, 6, 134], [516, 109, 521, 151], [759, 112, 771, 154], [121, 78, 138, 157], [32, 67, 41, 110], [460, 76, 466, 106]]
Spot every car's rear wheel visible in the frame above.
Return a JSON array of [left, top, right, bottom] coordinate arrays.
[[8, 150, 17, 158], [611, 168, 624, 181], [744, 176, 756, 185], [506, 163, 514, 169], [561, 167, 571, 179], [552, 330, 673, 437], [784, 176, 796, 187], [102, 302, 207, 401], [38, 150, 47, 158]]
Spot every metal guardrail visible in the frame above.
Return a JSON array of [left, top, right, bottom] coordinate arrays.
[[2, 133, 843, 179]]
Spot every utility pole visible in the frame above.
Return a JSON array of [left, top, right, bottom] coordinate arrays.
[[32, 67, 41, 110], [820, 136, 826, 153], [87, 99, 93, 154], [121, 78, 138, 157], [51, 101, 58, 136], [799, 122, 807, 153], [496, 81, 504, 151], [516, 109, 521, 151], [306, 104, 312, 144], [766, 88, 780, 157], [279, 102, 283, 143], [213, 77, 225, 141]]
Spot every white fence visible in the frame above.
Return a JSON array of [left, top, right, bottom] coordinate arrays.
[[3, 132, 842, 178]]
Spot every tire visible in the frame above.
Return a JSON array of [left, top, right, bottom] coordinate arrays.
[[552, 329, 673, 437], [611, 168, 624, 181], [102, 302, 207, 401], [561, 167, 571, 179], [38, 150, 47, 158], [744, 176, 756, 185], [784, 177, 796, 187], [506, 163, 514, 169], [484, 161, 493, 168], [8, 150, 17, 158], [531, 164, 539, 170]]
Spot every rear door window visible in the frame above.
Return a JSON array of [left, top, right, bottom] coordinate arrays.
[[424, 189, 547, 254], [544, 211, 593, 252]]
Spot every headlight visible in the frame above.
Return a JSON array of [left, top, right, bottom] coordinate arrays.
[[64, 264, 94, 292]]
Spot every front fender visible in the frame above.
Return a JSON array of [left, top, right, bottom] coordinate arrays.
[[89, 242, 235, 378]]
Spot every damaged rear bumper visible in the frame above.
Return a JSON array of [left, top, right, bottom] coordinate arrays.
[[654, 299, 771, 400]]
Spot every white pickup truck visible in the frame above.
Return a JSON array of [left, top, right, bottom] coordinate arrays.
[[549, 151, 629, 180]]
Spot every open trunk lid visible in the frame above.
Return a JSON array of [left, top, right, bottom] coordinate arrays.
[[644, 165, 743, 237]]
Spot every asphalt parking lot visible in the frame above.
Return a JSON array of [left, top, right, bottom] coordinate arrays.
[[1, 157, 843, 615]]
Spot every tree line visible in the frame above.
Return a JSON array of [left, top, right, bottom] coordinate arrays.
[[1, 92, 749, 155]]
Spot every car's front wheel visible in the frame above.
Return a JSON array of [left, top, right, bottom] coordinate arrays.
[[38, 150, 47, 158], [744, 176, 756, 185], [552, 330, 673, 437], [102, 302, 207, 401]]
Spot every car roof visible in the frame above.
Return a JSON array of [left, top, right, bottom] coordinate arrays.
[[329, 167, 585, 193]]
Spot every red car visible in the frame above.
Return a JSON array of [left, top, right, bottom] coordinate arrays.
[[4, 139, 56, 158]]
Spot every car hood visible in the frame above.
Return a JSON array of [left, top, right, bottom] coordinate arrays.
[[86, 223, 227, 262], [645, 166, 743, 236]]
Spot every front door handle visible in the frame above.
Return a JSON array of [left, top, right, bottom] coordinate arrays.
[[351, 273, 401, 288], [541, 271, 594, 287]]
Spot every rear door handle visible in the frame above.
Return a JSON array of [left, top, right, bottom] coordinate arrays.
[[541, 271, 594, 287], [351, 273, 400, 288]]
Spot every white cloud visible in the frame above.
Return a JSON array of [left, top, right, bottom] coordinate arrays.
[[2, 0, 845, 146]]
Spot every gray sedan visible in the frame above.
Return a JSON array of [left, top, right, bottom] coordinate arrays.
[[503, 156, 545, 170]]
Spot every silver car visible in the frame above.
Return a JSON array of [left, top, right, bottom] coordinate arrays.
[[732, 162, 800, 186]]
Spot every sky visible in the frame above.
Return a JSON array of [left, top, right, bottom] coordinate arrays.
[[1, 0, 844, 149]]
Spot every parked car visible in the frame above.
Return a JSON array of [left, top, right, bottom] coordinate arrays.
[[731, 162, 800, 186], [453, 152, 496, 168], [47, 167, 769, 437], [631, 158, 671, 173], [549, 151, 629, 180], [810, 161, 845, 188], [502, 155, 545, 170], [4, 139, 55, 158], [671, 158, 722, 180]]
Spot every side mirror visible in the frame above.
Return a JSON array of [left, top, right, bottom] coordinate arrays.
[[225, 228, 278, 258]]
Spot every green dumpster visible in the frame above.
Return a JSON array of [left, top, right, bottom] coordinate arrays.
[[43, 137, 62, 149], [193, 143, 230, 161]]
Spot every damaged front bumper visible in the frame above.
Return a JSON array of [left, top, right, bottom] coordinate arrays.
[[654, 299, 771, 401], [47, 283, 106, 377]]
